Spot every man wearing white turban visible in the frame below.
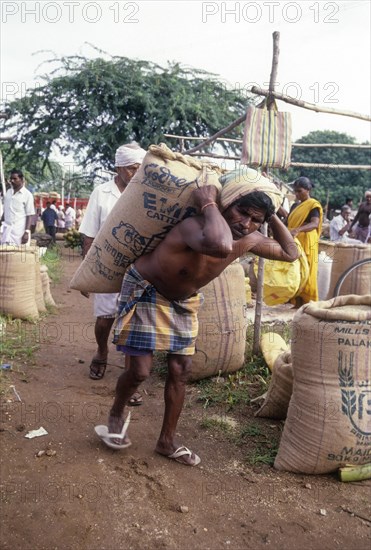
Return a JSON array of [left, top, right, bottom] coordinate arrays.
[[79, 142, 146, 395], [102, 173, 298, 465]]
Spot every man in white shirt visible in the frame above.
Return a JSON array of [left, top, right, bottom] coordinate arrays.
[[64, 203, 76, 230], [79, 143, 146, 392], [0, 169, 35, 245], [330, 205, 361, 243]]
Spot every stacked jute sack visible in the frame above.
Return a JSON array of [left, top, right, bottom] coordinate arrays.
[[255, 333, 293, 420], [190, 261, 248, 381], [259, 295, 371, 475], [318, 240, 371, 299], [0, 245, 56, 320], [70, 143, 223, 293]]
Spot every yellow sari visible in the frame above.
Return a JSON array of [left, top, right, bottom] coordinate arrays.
[[288, 198, 323, 303]]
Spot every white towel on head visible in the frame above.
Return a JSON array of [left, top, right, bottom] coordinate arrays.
[[115, 145, 146, 167], [219, 167, 283, 212]]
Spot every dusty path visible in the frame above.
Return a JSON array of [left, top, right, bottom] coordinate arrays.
[[0, 246, 370, 549]]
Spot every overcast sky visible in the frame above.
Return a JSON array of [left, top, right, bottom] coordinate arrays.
[[1, 0, 370, 153]]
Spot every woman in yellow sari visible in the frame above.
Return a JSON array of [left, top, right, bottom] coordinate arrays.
[[287, 177, 323, 305]]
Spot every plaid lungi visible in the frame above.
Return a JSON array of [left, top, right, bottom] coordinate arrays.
[[113, 265, 204, 355]]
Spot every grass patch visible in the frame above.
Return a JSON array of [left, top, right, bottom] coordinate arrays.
[[0, 316, 40, 394], [195, 353, 271, 411], [199, 417, 233, 433], [236, 420, 281, 466]]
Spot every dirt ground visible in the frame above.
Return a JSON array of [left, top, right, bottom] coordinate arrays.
[[0, 246, 370, 550]]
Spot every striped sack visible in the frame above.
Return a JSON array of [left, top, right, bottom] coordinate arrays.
[[241, 99, 292, 169]]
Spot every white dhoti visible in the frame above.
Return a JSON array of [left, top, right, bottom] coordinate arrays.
[[93, 293, 119, 318]]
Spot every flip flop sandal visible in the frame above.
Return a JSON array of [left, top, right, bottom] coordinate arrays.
[[94, 412, 132, 450], [89, 359, 107, 380], [167, 446, 201, 466], [128, 392, 143, 407]]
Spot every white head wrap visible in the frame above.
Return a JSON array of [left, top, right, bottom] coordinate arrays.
[[115, 144, 146, 167], [219, 167, 283, 213]]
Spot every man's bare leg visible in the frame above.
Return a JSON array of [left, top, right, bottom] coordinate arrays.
[[125, 355, 143, 406], [108, 353, 152, 444], [155, 354, 199, 466], [89, 317, 115, 379]]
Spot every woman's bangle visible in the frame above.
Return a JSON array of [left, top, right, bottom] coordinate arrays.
[[201, 201, 218, 213]]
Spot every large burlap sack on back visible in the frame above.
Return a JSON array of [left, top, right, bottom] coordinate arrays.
[[190, 262, 248, 381], [0, 246, 39, 320], [274, 294, 371, 474], [70, 144, 222, 293], [319, 241, 371, 298], [255, 351, 293, 420]]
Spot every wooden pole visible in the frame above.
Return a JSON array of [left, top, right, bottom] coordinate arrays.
[[164, 134, 371, 149], [268, 31, 280, 100], [253, 31, 280, 355], [253, 225, 267, 355], [250, 86, 371, 122], [184, 114, 246, 155]]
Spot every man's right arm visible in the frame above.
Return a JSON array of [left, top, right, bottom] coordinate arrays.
[[183, 185, 234, 257]]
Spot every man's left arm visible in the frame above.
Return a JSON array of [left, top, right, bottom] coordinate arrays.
[[22, 192, 36, 243]]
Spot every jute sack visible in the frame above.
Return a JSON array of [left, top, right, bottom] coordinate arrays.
[[255, 351, 293, 420], [70, 144, 222, 293], [319, 241, 371, 298], [0, 246, 39, 320], [274, 294, 371, 474], [0, 244, 46, 313], [40, 265, 56, 307], [190, 262, 248, 381], [34, 253, 46, 313]]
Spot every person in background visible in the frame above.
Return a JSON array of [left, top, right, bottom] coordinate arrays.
[[286, 176, 323, 306], [57, 205, 66, 233], [345, 197, 357, 218], [75, 208, 83, 230], [329, 205, 361, 243], [349, 190, 371, 243], [64, 203, 76, 230], [79, 142, 146, 410], [0, 169, 35, 245], [41, 201, 58, 243]]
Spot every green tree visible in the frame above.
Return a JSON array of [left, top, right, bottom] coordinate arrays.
[[280, 130, 370, 209], [1, 53, 250, 176]]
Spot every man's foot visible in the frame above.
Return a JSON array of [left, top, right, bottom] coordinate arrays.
[[94, 413, 132, 450], [89, 357, 107, 380], [128, 392, 143, 407], [155, 442, 201, 466]]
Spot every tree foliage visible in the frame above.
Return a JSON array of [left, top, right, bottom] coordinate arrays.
[[280, 130, 370, 209], [1, 53, 249, 176]]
